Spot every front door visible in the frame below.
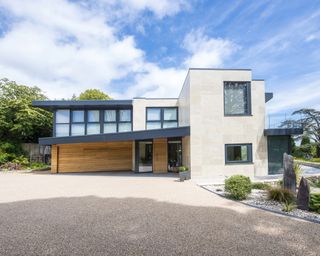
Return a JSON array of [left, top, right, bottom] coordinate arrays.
[[137, 141, 153, 172], [168, 139, 182, 171]]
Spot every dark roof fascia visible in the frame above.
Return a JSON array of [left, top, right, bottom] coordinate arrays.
[[189, 68, 251, 71], [39, 126, 190, 145], [265, 92, 273, 103], [32, 100, 133, 111], [264, 128, 303, 136]]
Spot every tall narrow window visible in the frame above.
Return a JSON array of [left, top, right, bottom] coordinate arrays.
[[71, 110, 85, 136], [146, 108, 161, 130], [224, 82, 251, 115], [118, 109, 132, 132], [104, 110, 117, 133], [87, 110, 100, 134], [55, 109, 70, 137], [225, 144, 252, 164], [163, 108, 178, 128]]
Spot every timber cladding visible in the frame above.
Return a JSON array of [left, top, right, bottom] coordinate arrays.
[[153, 138, 168, 173], [51, 141, 133, 173]]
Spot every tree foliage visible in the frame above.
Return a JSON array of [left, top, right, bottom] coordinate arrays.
[[0, 78, 52, 143], [293, 108, 320, 157], [77, 89, 112, 100]]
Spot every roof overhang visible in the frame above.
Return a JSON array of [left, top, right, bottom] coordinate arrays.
[[39, 126, 190, 145], [265, 92, 273, 103], [32, 100, 132, 111], [264, 128, 303, 136]]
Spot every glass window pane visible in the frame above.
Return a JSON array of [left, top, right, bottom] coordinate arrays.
[[72, 111, 84, 123], [146, 122, 161, 130], [119, 109, 131, 122], [226, 145, 250, 162], [164, 108, 177, 121], [104, 110, 116, 122], [224, 82, 250, 115], [163, 121, 178, 128], [88, 110, 100, 122], [104, 123, 117, 133], [71, 124, 85, 136], [147, 108, 161, 121], [118, 123, 131, 132], [87, 124, 100, 134], [56, 110, 70, 123], [56, 124, 69, 137]]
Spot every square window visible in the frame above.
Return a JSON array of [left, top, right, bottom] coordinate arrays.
[[104, 110, 116, 122], [71, 124, 85, 136], [104, 123, 117, 133], [147, 108, 161, 121], [225, 144, 252, 164], [72, 111, 84, 123], [146, 122, 161, 130], [224, 82, 251, 115], [87, 123, 100, 134], [119, 110, 131, 122], [164, 108, 177, 121], [55, 124, 69, 137], [56, 110, 70, 123], [88, 110, 100, 122], [118, 123, 131, 132]]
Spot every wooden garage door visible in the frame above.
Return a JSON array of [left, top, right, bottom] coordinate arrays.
[[51, 141, 133, 173]]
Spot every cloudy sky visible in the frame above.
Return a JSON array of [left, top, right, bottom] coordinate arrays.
[[0, 0, 319, 114]]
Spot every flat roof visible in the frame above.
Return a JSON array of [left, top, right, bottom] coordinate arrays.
[[32, 100, 133, 110], [264, 128, 303, 136], [39, 126, 190, 145], [189, 68, 251, 71]]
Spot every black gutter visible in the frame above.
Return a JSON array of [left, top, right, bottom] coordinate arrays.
[[39, 126, 190, 145]]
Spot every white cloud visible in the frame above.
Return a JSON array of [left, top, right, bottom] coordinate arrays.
[[183, 29, 238, 68]]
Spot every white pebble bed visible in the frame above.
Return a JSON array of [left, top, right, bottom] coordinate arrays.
[[203, 185, 320, 223]]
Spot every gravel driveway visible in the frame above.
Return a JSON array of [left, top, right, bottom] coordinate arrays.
[[0, 171, 319, 256]]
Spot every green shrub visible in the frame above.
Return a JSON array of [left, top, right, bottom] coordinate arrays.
[[12, 156, 29, 166], [251, 182, 272, 190], [307, 176, 320, 188], [294, 162, 302, 186], [268, 187, 296, 203], [282, 201, 296, 212], [29, 162, 48, 170], [309, 193, 320, 213], [225, 175, 252, 200], [178, 166, 188, 172]]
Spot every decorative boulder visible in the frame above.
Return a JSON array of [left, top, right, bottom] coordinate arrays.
[[297, 177, 310, 210], [283, 153, 296, 193]]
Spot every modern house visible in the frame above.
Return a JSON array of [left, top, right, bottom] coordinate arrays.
[[33, 68, 302, 180]]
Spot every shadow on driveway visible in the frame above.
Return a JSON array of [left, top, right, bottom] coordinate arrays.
[[0, 196, 319, 255]]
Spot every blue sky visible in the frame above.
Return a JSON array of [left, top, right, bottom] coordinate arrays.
[[0, 0, 319, 114]]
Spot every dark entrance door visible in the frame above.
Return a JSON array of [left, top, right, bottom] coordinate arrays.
[[168, 139, 182, 172], [267, 136, 291, 174]]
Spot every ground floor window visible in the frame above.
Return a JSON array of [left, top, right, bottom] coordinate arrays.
[[225, 144, 252, 164]]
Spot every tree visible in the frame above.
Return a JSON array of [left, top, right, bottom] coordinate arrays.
[[293, 109, 320, 157], [77, 89, 112, 100], [0, 78, 53, 142]]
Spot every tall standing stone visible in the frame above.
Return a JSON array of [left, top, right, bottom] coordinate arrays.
[[283, 153, 296, 193], [297, 177, 310, 210]]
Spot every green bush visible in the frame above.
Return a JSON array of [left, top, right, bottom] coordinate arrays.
[[178, 166, 189, 172], [12, 156, 29, 166], [282, 201, 296, 212], [251, 182, 272, 190], [225, 175, 252, 200], [268, 187, 296, 203], [29, 162, 48, 170], [309, 193, 320, 213]]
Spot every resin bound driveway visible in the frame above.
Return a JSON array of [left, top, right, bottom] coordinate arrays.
[[0, 171, 319, 256]]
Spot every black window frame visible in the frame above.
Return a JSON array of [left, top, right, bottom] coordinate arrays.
[[224, 81, 252, 116], [103, 109, 132, 133], [55, 109, 70, 137], [86, 110, 101, 135], [225, 143, 253, 164], [118, 109, 132, 133], [70, 110, 85, 136], [146, 107, 178, 130]]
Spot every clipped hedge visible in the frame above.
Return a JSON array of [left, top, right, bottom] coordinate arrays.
[[225, 175, 252, 200]]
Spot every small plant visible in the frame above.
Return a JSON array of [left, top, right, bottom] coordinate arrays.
[[294, 162, 302, 186], [282, 201, 296, 212], [251, 182, 272, 190], [177, 166, 188, 172], [268, 187, 295, 203], [277, 179, 283, 187], [28, 162, 49, 170], [309, 193, 320, 213], [225, 175, 252, 200]]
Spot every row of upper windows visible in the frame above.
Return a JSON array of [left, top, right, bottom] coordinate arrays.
[[54, 107, 178, 137]]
